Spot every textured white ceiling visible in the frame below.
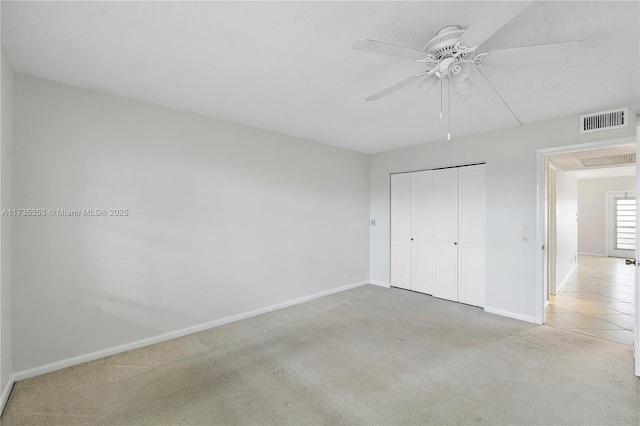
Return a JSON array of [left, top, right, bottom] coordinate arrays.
[[2, 1, 639, 154]]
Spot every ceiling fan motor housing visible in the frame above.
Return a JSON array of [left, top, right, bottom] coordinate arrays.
[[423, 25, 466, 60]]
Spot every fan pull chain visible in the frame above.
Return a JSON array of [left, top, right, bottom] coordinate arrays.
[[447, 76, 451, 140]]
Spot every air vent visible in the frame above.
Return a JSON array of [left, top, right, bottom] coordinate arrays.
[[580, 154, 635, 167], [580, 107, 628, 134]]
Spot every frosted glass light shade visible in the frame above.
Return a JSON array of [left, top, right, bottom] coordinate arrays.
[[449, 62, 471, 82], [417, 75, 439, 96], [453, 78, 473, 96]]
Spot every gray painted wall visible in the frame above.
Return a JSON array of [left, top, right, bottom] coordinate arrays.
[[12, 75, 370, 372], [555, 169, 577, 292], [1, 49, 14, 394]]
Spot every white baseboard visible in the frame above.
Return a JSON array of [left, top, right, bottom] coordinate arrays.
[[578, 252, 605, 257], [369, 280, 391, 288], [484, 306, 536, 324], [1, 374, 16, 414], [274, 281, 369, 309], [12, 280, 370, 383], [556, 264, 577, 294]]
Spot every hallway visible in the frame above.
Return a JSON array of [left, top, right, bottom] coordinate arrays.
[[545, 254, 635, 345]]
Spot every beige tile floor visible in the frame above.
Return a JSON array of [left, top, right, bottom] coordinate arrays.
[[545, 254, 635, 345]]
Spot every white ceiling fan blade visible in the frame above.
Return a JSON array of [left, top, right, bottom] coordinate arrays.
[[471, 66, 522, 126], [481, 40, 581, 66], [365, 73, 428, 101], [353, 39, 428, 60], [459, 1, 533, 49]]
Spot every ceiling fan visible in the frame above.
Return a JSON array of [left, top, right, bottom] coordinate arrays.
[[353, 1, 581, 140]]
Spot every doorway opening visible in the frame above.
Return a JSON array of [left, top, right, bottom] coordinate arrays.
[[537, 139, 637, 347]]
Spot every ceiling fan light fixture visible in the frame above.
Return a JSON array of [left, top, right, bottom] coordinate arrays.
[[453, 78, 473, 96], [417, 75, 439, 96], [353, 1, 578, 139], [448, 61, 471, 82]]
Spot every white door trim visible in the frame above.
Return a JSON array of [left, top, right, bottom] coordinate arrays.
[[634, 125, 640, 377], [548, 163, 557, 296], [535, 135, 636, 325]]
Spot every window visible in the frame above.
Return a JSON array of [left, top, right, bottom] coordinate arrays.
[[614, 197, 636, 250]]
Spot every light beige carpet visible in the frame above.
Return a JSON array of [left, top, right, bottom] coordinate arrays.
[[2, 285, 639, 425]]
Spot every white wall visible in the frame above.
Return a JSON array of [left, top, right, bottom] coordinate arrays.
[[554, 169, 577, 292], [12, 75, 370, 373], [578, 176, 636, 255], [0, 49, 14, 399], [370, 106, 638, 322]]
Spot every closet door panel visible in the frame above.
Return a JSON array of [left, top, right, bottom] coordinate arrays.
[[411, 171, 435, 294], [458, 247, 484, 307], [435, 245, 457, 301], [432, 168, 458, 301], [412, 241, 436, 295], [391, 240, 411, 289], [391, 173, 412, 290], [458, 165, 485, 245], [458, 164, 486, 307], [433, 168, 458, 243]]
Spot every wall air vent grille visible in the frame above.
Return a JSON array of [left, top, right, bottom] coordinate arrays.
[[580, 154, 636, 167], [580, 107, 628, 134]]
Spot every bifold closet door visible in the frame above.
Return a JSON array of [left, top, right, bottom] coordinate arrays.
[[458, 164, 486, 307], [391, 166, 484, 304], [391, 173, 411, 290], [411, 171, 435, 295], [432, 168, 458, 302]]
